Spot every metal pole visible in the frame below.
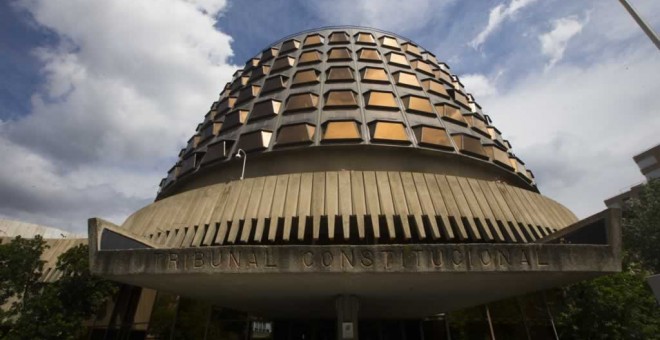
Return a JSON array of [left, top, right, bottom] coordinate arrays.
[[516, 297, 532, 340], [169, 295, 181, 340], [543, 292, 560, 340], [444, 314, 452, 340], [202, 305, 213, 340], [485, 305, 496, 340], [618, 0, 660, 50], [418, 320, 425, 340]]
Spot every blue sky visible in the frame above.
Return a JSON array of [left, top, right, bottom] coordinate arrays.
[[0, 0, 659, 233]]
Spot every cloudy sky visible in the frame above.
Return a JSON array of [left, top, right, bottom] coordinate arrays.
[[1, 0, 658, 233]]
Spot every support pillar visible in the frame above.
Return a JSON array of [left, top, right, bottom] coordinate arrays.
[[336, 295, 359, 340]]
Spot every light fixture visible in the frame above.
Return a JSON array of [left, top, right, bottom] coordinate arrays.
[[235, 148, 247, 180]]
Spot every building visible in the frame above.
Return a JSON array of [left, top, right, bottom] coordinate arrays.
[[634, 144, 660, 181], [0, 219, 87, 322], [5, 27, 622, 339], [605, 144, 660, 209], [0, 218, 86, 284], [0, 218, 82, 239]]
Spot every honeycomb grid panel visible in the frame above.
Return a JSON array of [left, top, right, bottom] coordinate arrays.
[[159, 27, 535, 192]]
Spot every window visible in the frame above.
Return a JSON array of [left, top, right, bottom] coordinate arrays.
[[249, 100, 282, 121], [328, 47, 352, 61], [379, 36, 400, 49], [280, 39, 300, 53], [369, 121, 409, 143], [329, 31, 350, 44], [223, 110, 250, 130], [364, 91, 398, 109], [451, 133, 488, 159], [411, 59, 435, 76], [357, 48, 382, 62], [260, 47, 279, 62], [435, 103, 466, 125], [326, 66, 354, 82], [236, 85, 260, 104], [413, 125, 454, 150], [402, 42, 422, 57], [261, 75, 288, 94], [360, 67, 389, 83], [285, 92, 319, 112], [484, 144, 513, 170], [292, 69, 320, 86], [323, 121, 362, 141], [393, 71, 421, 89], [271, 56, 295, 72], [238, 130, 273, 152], [401, 95, 433, 115], [386, 52, 410, 67], [303, 33, 324, 47], [298, 50, 323, 65], [324, 90, 359, 108], [355, 32, 376, 45], [277, 123, 316, 145], [421, 79, 449, 98], [249, 65, 270, 81]]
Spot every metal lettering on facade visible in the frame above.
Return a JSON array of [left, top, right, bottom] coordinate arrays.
[[149, 245, 555, 273]]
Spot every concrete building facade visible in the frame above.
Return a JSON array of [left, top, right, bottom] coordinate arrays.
[[605, 144, 660, 209], [5, 27, 622, 339]]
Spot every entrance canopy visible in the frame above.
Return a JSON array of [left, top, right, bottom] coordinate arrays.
[[89, 209, 620, 318]]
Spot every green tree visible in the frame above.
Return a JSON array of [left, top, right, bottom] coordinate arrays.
[[555, 262, 660, 339], [1, 240, 117, 339], [624, 179, 660, 272], [0, 236, 47, 326], [555, 179, 660, 339]]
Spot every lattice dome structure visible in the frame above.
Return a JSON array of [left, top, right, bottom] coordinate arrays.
[[122, 27, 577, 248]]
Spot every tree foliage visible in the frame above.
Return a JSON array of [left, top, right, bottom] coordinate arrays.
[[0, 236, 46, 324], [555, 179, 660, 339], [0, 240, 117, 339], [555, 262, 660, 339], [624, 179, 660, 273]]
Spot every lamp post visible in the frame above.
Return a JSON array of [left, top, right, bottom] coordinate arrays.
[[619, 0, 660, 50], [235, 149, 247, 180]]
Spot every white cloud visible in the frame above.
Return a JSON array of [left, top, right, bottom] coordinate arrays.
[[458, 1, 660, 219], [184, 0, 227, 15], [303, 0, 453, 35], [470, 0, 537, 49], [539, 17, 584, 69], [478, 45, 659, 218], [460, 73, 499, 99], [0, 0, 237, 232]]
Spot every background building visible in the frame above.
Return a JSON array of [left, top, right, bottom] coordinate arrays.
[[0, 218, 82, 239], [605, 144, 660, 209], [0, 218, 85, 285]]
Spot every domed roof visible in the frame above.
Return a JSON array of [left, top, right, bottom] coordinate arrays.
[[114, 27, 577, 248], [158, 27, 535, 199]]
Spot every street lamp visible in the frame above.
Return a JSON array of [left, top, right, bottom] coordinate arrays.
[[619, 0, 660, 51], [235, 149, 247, 180]]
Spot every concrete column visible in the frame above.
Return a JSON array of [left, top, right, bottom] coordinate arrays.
[[335, 295, 359, 340]]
